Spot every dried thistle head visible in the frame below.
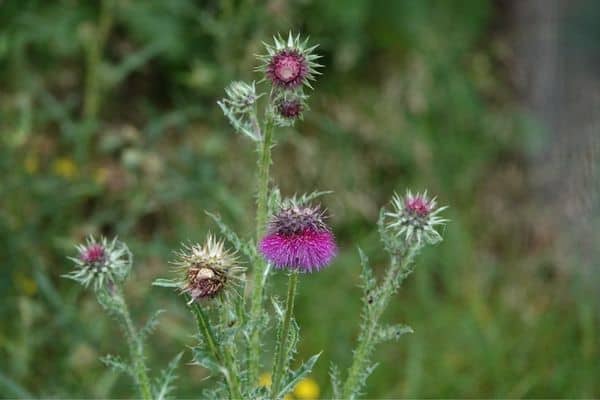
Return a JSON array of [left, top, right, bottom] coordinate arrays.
[[385, 190, 448, 246], [65, 236, 132, 290], [259, 200, 337, 272], [172, 235, 244, 303], [258, 32, 322, 90]]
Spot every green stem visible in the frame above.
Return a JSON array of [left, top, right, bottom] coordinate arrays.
[[341, 246, 418, 400], [248, 114, 274, 383], [191, 303, 242, 399], [116, 288, 153, 400], [271, 272, 298, 399], [83, 0, 113, 121]]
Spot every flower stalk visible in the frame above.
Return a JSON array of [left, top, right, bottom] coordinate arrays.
[[341, 245, 418, 400], [114, 285, 153, 400], [271, 271, 299, 399], [248, 112, 274, 383]]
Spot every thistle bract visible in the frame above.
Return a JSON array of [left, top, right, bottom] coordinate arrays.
[[259, 203, 337, 272], [172, 235, 243, 303], [65, 236, 132, 290], [258, 32, 322, 90], [385, 190, 448, 246]]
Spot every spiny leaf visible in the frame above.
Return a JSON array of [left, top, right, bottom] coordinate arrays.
[[100, 354, 132, 377], [154, 352, 183, 400], [375, 324, 414, 344], [205, 211, 256, 260], [277, 352, 321, 399], [329, 362, 342, 400], [140, 309, 165, 343]]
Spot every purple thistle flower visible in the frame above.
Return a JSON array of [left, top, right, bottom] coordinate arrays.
[[267, 50, 309, 89], [258, 32, 322, 90], [80, 243, 106, 264], [259, 204, 337, 272], [277, 98, 303, 119], [65, 236, 132, 290]]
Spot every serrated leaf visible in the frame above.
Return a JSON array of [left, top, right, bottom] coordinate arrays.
[[154, 352, 183, 400], [277, 352, 321, 399], [375, 324, 413, 344], [100, 354, 132, 376], [329, 362, 342, 400], [205, 211, 256, 260], [152, 278, 180, 288], [140, 309, 165, 343], [358, 247, 376, 295]]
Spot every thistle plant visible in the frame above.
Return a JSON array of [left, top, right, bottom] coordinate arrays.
[[65, 31, 448, 399]]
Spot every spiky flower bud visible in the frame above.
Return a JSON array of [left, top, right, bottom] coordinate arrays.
[[172, 235, 243, 303], [65, 236, 132, 290], [274, 92, 308, 127], [259, 202, 337, 272], [385, 190, 448, 246], [218, 81, 262, 141], [258, 32, 322, 90]]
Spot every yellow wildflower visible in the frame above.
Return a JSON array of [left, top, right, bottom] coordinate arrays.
[[259, 372, 272, 388], [294, 377, 320, 400], [53, 157, 78, 179]]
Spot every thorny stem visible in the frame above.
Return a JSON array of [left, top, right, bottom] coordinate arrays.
[[114, 286, 153, 400], [341, 245, 419, 400], [191, 302, 242, 399], [248, 112, 274, 383], [271, 272, 298, 399]]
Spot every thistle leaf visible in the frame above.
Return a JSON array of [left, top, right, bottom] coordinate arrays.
[[100, 354, 132, 377], [329, 362, 342, 400], [205, 211, 256, 260], [154, 352, 183, 400], [375, 324, 414, 344], [277, 352, 321, 399], [139, 309, 165, 343]]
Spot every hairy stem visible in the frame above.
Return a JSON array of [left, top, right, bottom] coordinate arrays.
[[341, 245, 418, 399], [248, 114, 274, 383], [271, 272, 298, 399], [191, 303, 242, 399], [115, 287, 153, 400]]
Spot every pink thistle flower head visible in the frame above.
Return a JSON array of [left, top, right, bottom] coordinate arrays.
[[259, 202, 337, 273], [258, 32, 322, 90], [385, 190, 448, 247], [166, 235, 244, 303], [65, 236, 132, 290], [274, 92, 308, 127]]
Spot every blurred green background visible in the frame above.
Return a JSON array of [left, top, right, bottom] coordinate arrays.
[[2, 0, 600, 398]]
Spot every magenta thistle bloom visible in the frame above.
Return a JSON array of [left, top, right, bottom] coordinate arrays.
[[385, 190, 448, 246], [259, 203, 337, 272], [258, 32, 322, 90], [65, 236, 132, 290], [273, 92, 308, 127]]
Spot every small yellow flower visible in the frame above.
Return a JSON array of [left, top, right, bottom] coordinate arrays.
[[259, 372, 272, 388], [24, 154, 39, 174], [53, 157, 78, 179], [294, 377, 320, 400]]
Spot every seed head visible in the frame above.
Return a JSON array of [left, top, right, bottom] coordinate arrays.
[[65, 236, 132, 290], [258, 32, 322, 90], [259, 202, 337, 272], [385, 190, 448, 246], [173, 235, 243, 303]]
